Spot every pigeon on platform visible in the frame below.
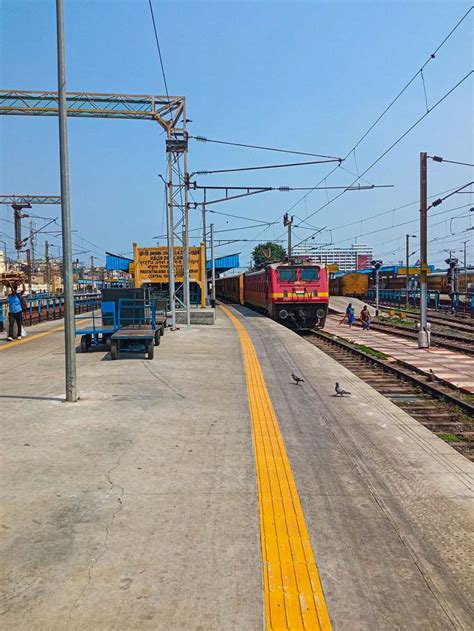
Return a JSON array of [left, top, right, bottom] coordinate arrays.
[[335, 382, 351, 396], [291, 373, 305, 385], [428, 369, 439, 383]]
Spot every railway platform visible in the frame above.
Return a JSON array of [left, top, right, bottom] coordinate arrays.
[[0, 308, 473, 629], [325, 314, 474, 393]]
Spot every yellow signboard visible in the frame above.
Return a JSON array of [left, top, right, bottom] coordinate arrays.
[[327, 264, 339, 273], [397, 267, 421, 275], [133, 243, 206, 306]]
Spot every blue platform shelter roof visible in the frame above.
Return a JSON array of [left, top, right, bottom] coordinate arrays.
[[106, 252, 133, 271], [206, 253, 240, 272]]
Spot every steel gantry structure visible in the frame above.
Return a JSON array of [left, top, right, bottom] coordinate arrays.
[[0, 89, 191, 327]]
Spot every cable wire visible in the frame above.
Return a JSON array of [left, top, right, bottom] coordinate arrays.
[[189, 135, 339, 159], [148, 0, 170, 101]]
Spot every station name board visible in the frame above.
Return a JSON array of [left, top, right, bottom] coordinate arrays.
[[133, 245, 204, 284]]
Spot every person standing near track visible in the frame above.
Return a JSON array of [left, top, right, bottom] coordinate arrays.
[[6, 281, 26, 341], [360, 305, 371, 330], [346, 302, 355, 327]]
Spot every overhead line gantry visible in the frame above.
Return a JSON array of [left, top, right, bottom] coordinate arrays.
[[0, 89, 190, 328]]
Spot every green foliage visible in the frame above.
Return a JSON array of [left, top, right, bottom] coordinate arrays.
[[438, 433, 463, 443], [355, 344, 389, 360], [251, 242, 287, 267]]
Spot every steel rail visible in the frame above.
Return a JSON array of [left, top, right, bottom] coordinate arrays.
[[306, 328, 474, 416]]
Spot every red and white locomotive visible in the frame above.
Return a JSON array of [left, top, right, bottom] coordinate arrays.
[[216, 258, 329, 330]]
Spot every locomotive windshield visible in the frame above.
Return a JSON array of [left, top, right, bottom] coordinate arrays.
[[278, 268, 297, 282], [300, 267, 320, 281]]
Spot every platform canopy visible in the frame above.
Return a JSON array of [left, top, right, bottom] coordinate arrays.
[[106, 252, 133, 272], [206, 253, 240, 274]]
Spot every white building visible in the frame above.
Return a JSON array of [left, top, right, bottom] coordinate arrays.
[[294, 243, 373, 271]]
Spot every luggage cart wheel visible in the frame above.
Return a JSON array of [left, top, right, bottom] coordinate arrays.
[[154, 329, 161, 346], [80, 335, 89, 353], [110, 340, 119, 360], [147, 339, 154, 360]]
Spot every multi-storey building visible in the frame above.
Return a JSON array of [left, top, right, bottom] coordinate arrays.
[[294, 243, 373, 271]]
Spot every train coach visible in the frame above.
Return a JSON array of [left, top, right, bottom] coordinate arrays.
[[216, 259, 329, 330], [329, 272, 369, 298]]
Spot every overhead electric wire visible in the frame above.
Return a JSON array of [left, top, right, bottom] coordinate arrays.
[[206, 208, 279, 225], [192, 158, 341, 176], [148, 0, 170, 101], [309, 182, 472, 235], [189, 135, 340, 159], [295, 70, 474, 247], [260, 7, 473, 249], [322, 203, 473, 248], [350, 5, 473, 154]]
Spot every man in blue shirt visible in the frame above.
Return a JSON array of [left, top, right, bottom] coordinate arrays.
[[7, 281, 26, 341]]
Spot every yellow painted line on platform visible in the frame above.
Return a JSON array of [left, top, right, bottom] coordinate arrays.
[[0, 324, 64, 350], [220, 304, 332, 631]]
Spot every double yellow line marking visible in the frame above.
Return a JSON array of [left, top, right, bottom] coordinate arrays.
[[221, 305, 331, 630]]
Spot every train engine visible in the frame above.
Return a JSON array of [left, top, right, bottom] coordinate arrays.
[[245, 259, 329, 329]]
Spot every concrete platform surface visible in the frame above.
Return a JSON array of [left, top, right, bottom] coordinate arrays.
[[231, 305, 474, 629], [0, 308, 473, 629], [0, 315, 261, 629]]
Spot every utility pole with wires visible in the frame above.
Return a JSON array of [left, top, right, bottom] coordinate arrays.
[[405, 234, 416, 307], [29, 219, 36, 272], [283, 213, 294, 257], [419, 152, 430, 348], [45, 240, 51, 294], [210, 223, 216, 308], [56, 0, 77, 402], [26, 248, 32, 294], [462, 240, 469, 293]]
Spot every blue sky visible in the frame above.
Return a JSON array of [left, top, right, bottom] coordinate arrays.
[[1, 0, 473, 268]]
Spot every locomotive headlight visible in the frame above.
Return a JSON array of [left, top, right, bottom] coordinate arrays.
[[316, 308, 326, 319], [279, 309, 289, 319]]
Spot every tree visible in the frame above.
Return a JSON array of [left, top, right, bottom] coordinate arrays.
[[251, 242, 287, 267]]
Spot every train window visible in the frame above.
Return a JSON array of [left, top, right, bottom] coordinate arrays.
[[278, 268, 297, 282], [301, 267, 320, 281]]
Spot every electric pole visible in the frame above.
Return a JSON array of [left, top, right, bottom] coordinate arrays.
[[406, 234, 415, 307], [371, 260, 382, 316], [202, 189, 209, 305], [29, 219, 36, 272], [462, 240, 469, 294], [210, 223, 216, 308], [56, 0, 77, 401], [283, 213, 294, 257], [26, 248, 32, 294], [419, 152, 429, 348], [45, 240, 51, 294]]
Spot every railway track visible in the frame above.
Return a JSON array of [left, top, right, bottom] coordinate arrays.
[[369, 319, 474, 355], [303, 329, 474, 461], [366, 301, 474, 330]]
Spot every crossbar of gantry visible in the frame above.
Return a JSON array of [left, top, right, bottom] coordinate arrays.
[[0, 89, 190, 328], [0, 195, 61, 205]]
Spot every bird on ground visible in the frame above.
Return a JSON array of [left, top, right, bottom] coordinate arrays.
[[428, 369, 439, 383], [335, 382, 351, 396], [291, 373, 305, 385]]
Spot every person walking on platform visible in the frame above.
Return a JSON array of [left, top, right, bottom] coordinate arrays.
[[346, 302, 355, 327], [6, 281, 26, 341], [360, 305, 371, 330]]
